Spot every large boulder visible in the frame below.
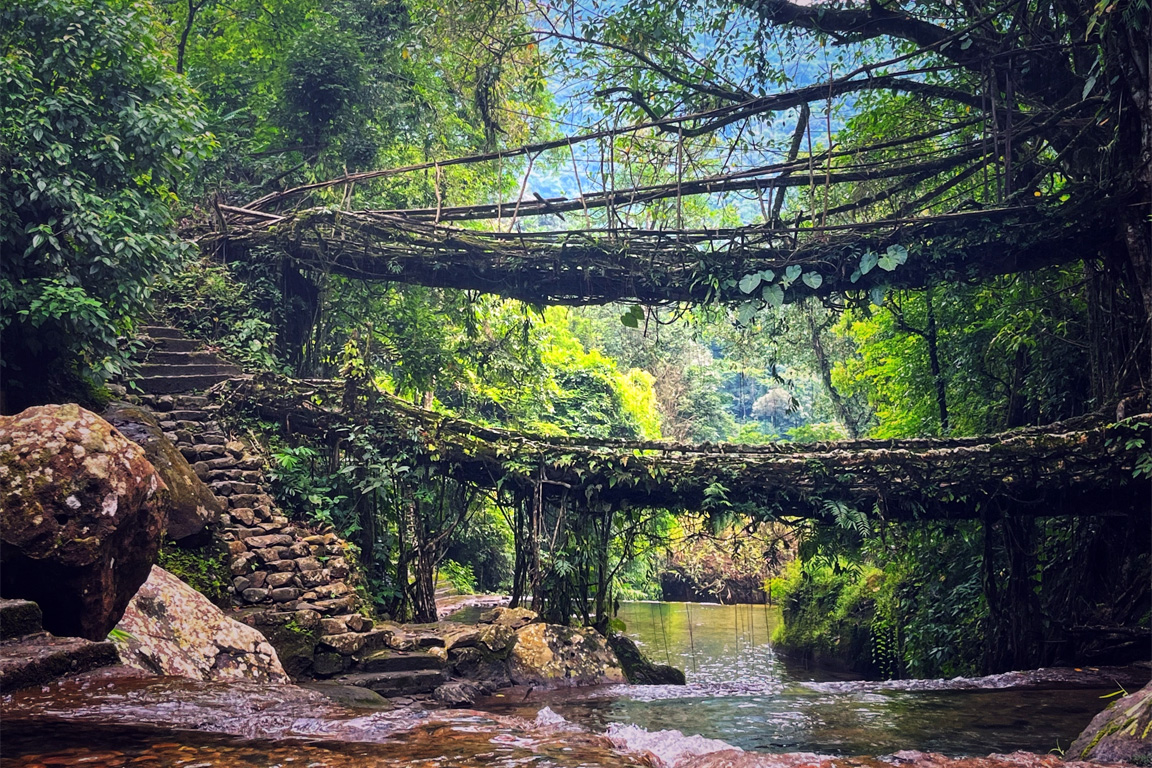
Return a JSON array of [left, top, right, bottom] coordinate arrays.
[[1069, 679, 1152, 763], [607, 633, 686, 685], [0, 404, 167, 639], [114, 565, 288, 683], [102, 402, 222, 542], [508, 623, 626, 687]]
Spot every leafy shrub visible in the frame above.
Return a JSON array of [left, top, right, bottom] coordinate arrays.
[[157, 540, 231, 607], [153, 256, 283, 370], [439, 560, 477, 594], [0, 0, 212, 408]]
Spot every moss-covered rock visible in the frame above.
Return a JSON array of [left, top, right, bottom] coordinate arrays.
[[508, 623, 625, 687], [240, 608, 323, 679], [607, 632, 686, 685], [0, 403, 167, 639], [156, 538, 232, 607], [1070, 679, 1152, 763], [102, 402, 221, 542], [114, 565, 288, 682]]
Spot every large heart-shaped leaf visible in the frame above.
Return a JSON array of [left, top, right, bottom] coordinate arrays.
[[763, 283, 784, 308], [737, 301, 758, 324], [878, 244, 908, 271], [801, 271, 823, 289]]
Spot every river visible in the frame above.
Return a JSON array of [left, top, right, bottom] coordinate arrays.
[[2, 600, 1143, 768], [475, 601, 1126, 757]]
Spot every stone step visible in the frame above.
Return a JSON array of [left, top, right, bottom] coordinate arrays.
[[138, 363, 242, 378], [143, 350, 221, 365], [167, 409, 209, 421], [140, 325, 188, 339], [135, 374, 244, 394], [0, 632, 119, 691], [145, 337, 202, 353], [335, 669, 445, 697], [0, 599, 43, 640], [357, 649, 445, 674]]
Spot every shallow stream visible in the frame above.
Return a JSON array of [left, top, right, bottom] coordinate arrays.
[[476, 602, 1131, 757], [3, 601, 1144, 768]]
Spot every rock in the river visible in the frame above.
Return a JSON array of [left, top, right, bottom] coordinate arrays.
[[478, 606, 538, 630], [0, 404, 167, 640], [102, 402, 222, 542], [607, 633, 686, 685], [509, 623, 625, 687], [114, 565, 288, 682], [1069, 678, 1152, 763], [434, 680, 483, 707]]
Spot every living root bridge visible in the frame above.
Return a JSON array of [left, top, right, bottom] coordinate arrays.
[[224, 375, 1150, 521], [204, 204, 1104, 307]]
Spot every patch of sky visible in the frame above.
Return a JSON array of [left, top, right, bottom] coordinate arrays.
[[494, 1, 898, 234]]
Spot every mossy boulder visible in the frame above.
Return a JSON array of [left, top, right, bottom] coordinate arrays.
[[239, 608, 324, 679], [1070, 679, 1152, 763], [102, 402, 222, 542], [114, 565, 288, 682], [508, 623, 625, 687], [0, 404, 167, 639], [607, 633, 686, 685]]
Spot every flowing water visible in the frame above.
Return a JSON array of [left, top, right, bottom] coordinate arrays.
[[2, 601, 1144, 768], [475, 602, 1142, 757]]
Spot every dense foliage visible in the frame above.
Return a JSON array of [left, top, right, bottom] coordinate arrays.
[[0, 0, 211, 409]]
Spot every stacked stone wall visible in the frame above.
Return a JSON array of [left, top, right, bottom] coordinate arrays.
[[135, 390, 374, 678]]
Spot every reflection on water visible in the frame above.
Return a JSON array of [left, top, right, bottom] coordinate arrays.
[[0, 716, 649, 768], [476, 601, 1124, 757]]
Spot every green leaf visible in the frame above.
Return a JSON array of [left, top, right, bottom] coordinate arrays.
[[782, 264, 802, 286], [620, 304, 644, 327], [877, 244, 908, 271], [1082, 72, 1099, 100], [801, 271, 823, 289], [860, 251, 879, 274], [738, 272, 762, 294], [737, 301, 758, 324], [763, 283, 784, 308], [869, 285, 887, 306]]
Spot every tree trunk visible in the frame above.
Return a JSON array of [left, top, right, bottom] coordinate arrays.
[[924, 289, 949, 434], [982, 507, 1044, 673], [412, 543, 438, 623], [805, 304, 861, 438]]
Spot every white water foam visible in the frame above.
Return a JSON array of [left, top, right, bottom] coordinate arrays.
[[605, 722, 741, 768]]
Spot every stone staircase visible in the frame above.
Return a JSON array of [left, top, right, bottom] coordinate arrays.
[[0, 599, 119, 691], [333, 647, 447, 697], [122, 326, 446, 695], [134, 326, 245, 394]]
